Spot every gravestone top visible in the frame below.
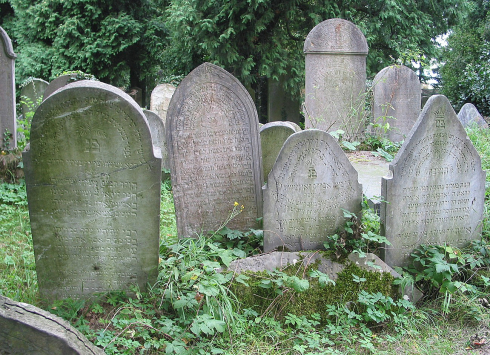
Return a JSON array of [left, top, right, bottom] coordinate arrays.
[[167, 62, 263, 237], [457, 103, 488, 128], [150, 83, 176, 121], [381, 95, 486, 267], [304, 18, 368, 54], [24, 80, 161, 302], [0, 295, 105, 355], [143, 109, 168, 170], [43, 73, 79, 100], [21, 78, 49, 116], [0, 26, 16, 59], [0, 26, 17, 148], [260, 121, 296, 182]]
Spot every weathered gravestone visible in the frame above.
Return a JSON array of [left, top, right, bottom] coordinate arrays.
[[167, 62, 263, 237], [150, 83, 176, 122], [263, 129, 363, 252], [0, 295, 105, 355], [21, 78, 49, 117], [144, 109, 169, 171], [304, 19, 368, 138], [260, 121, 296, 182], [43, 73, 78, 100], [0, 26, 17, 149], [457, 103, 488, 128], [373, 65, 421, 142], [381, 95, 486, 268], [267, 74, 301, 123], [24, 81, 161, 302]]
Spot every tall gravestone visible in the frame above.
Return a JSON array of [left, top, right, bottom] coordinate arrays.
[[263, 130, 363, 252], [24, 81, 161, 302], [143, 109, 169, 171], [373, 65, 421, 142], [21, 78, 49, 117], [260, 121, 296, 182], [381, 95, 485, 268], [167, 62, 263, 237], [0, 26, 17, 148], [457, 103, 488, 128], [304, 19, 368, 138], [267, 75, 300, 123], [151, 83, 176, 122]]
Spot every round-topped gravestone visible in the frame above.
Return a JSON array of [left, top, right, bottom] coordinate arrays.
[[0, 26, 17, 148]]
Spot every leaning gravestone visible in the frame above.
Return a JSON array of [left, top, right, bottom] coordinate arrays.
[[0, 26, 17, 148], [151, 83, 176, 122], [457, 103, 488, 128], [167, 62, 263, 237], [21, 78, 49, 117], [304, 19, 368, 139], [373, 65, 421, 142], [260, 121, 296, 181], [263, 129, 363, 252], [0, 295, 105, 355], [143, 109, 169, 171], [381, 95, 486, 268], [24, 81, 161, 303]]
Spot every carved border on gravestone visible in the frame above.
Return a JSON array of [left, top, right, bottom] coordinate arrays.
[[0, 295, 105, 355], [381, 95, 486, 268], [263, 129, 363, 252], [166, 62, 263, 237], [23, 81, 161, 303]]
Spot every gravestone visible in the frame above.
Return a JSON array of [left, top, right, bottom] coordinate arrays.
[[260, 121, 296, 181], [304, 19, 368, 139], [267, 75, 300, 123], [43, 73, 78, 100], [128, 86, 143, 107], [150, 83, 176, 122], [23, 81, 161, 302], [167, 62, 263, 237], [285, 121, 302, 132], [373, 65, 421, 142], [21, 78, 49, 117], [143, 109, 169, 171], [0, 26, 17, 149], [0, 295, 105, 355], [381, 95, 486, 268], [263, 129, 363, 252], [457, 103, 488, 128]]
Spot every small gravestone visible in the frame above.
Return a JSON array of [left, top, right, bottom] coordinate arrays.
[[263, 129, 363, 252], [150, 83, 176, 122], [267, 75, 300, 123], [143, 109, 169, 172], [260, 122, 296, 181], [24, 81, 161, 303], [0, 26, 17, 148], [381, 95, 486, 268], [167, 62, 263, 237], [21, 78, 49, 117], [304, 19, 368, 139], [458, 103, 488, 128], [43, 73, 79, 100], [0, 295, 105, 355], [285, 121, 302, 132], [373, 65, 421, 142]]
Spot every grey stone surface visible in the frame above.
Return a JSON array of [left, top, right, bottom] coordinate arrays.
[[0, 295, 105, 355], [304, 18, 368, 138], [0, 26, 17, 148], [260, 122, 296, 182], [381, 95, 486, 268], [347, 152, 390, 203], [267, 75, 300, 123], [373, 65, 421, 142], [150, 83, 176, 122], [167, 62, 263, 237], [144, 109, 169, 171], [43, 74, 78, 100], [457, 103, 488, 128], [23, 81, 161, 303], [21, 78, 49, 117], [263, 129, 363, 252], [285, 121, 302, 132]]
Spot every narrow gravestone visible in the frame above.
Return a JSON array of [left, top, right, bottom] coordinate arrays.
[[260, 121, 296, 182], [373, 65, 421, 142], [23, 81, 161, 303], [0, 295, 105, 355], [263, 129, 363, 252], [21, 78, 49, 117], [167, 62, 263, 237], [150, 83, 176, 122], [381, 95, 486, 268], [143, 109, 169, 171], [267, 74, 300, 123], [457, 103, 488, 128], [43, 73, 78, 100], [304, 19, 368, 139], [0, 26, 17, 149]]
